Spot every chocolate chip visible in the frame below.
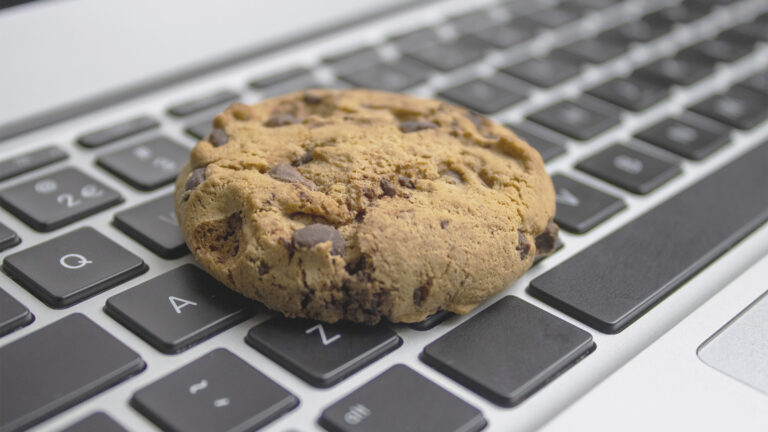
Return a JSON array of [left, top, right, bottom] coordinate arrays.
[[380, 178, 397, 197], [303, 92, 323, 104], [413, 285, 428, 306], [398, 175, 415, 189], [294, 149, 313, 166], [535, 221, 559, 256], [400, 120, 438, 133], [292, 223, 345, 256], [265, 113, 301, 127], [184, 167, 206, 191], [443, 169, 464, 184], [363, 188, 376, 200], [516, 230, 531, 260], [209, 129, 228, 147], [440, 220, 450, 229], [268, 163, 316, 190]]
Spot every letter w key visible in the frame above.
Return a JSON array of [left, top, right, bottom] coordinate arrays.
[[305, 324, 341, 345]]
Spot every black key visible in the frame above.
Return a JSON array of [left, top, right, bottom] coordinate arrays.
[[690, 86, 768, 130], [557, 38, 625, 64], [406, 36, 488, 71], [390, 28, 441, 53], [0, 222, 20, 252], [527, 98, 620, 140], [587, 76, 669, 111], [0, 146, 67, 182], [634, 56, 713, 87], [77, 116, 159, 148], [60, 412, 128, 432], [577, 144, 681, 194], [650, 3, 708, 24], [601, 19, 670, 44], [438, 78, 526, 114], [168, 90, 239, 117], [3, 227, 146, 308], [530, 140, 768, 333], [113, 194, 188, 258], [132, 349, 297, 432], [527, 5, 582, 28], [635, 114, 730, 160], [406, 310, 453, 331], [677, 36, 753, 65], [422, 296, 594, 406], [105, 265, 252, 354], [338, 59, 431, 92], [0, 168, 122, 232], [449, 10, 495, 33], [471, 19, 537, 49], [246, 317, 401, 387], [510, 123, 567, 162], [0, 314, 144, 432], [0, 287, 33, 337], [249, 67, 310, 89], [740, 70, 768, 95], [185, 118, 214, 140], [570, 0, 618, 9], [551, 174, 625, 233], [320, 364, 486, 432], [97, 137, 189, 191], [501, 54, 581, 88], [727, 20, 768, 44], [324, 47, 381, 73]]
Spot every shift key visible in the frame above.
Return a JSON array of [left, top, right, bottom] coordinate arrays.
[[529, 140, 768, 333]]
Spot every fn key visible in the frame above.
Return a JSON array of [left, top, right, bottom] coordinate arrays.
[[320, 364, 486, 432]]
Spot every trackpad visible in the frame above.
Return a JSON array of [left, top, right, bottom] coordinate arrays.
[[698, 289, 768, 396]]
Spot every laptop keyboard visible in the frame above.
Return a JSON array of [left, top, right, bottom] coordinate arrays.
[[1, 0, 768, 431]]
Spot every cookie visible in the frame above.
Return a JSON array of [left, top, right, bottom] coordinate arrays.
[[174, 89, 557, 324]]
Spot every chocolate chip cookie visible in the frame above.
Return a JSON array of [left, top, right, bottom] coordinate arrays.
[[175, 89, 557, 324]]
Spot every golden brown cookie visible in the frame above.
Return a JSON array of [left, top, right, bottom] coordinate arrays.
[[174, 89, 557, 324]]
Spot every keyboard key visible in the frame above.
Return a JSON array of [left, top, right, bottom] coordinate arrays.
[[0, 222, 20, 252], [320, 364, 486, 432], [501, 55, 581, 88], [0, 168, 122, 232], [471, 20, 537, 49], [60, 412, 128, 432], [635, 56, 712, 87], [587, 76, 669, 111], [77, 116, 159, 148], [677, 36, 753, 65], [577, 144, 681, 194], [0, 314, 144, 432], [527, 98, 620, 140], [324, 47, 381, 73], [530, 140, 768, 333], [0, 287, 33, 337], [406, 36, 488, 71], [649, 3, 708, 24], [406, 310, 453, 331], [113, 194, 188, 258], [601, 19, 670, 44], [390, 28, 441, 53], [727, 19, 768, 44], [448, 10, 495, 33], [690, 86, 768, 130], [552, 174, 625, 234], [249, 67, 311, 89], [557, 37, 625, 64], [168, 90, 239, 117], [3, 227, 146, 308], [527, 5, 582, 28], [510, 123, 567, 162], [97, 137, 189, 190], [438, 78, 526, 114], [422, 296, 594, 406], [132, 348, 298, 432], [246, 317, 401, 387], [740, 70, 768, 95], [185, 118, 214, 140], [0, 146, 67, 182], [635, 114, 730, 160], [338, 59, 431, 92], [105, 264, 253, 354]]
